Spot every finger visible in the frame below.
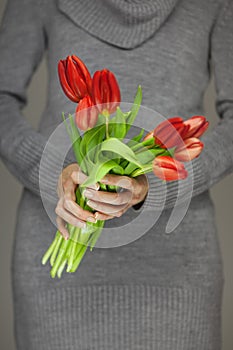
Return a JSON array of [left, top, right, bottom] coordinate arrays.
[[83, 188, 132, 205], [57, 175, 64, 198], [100, 174, 137, 191], [55, 204, 86, 228], [94, 212, 114, 221], [62, 178, 76, 200], [63, 197, 97, 223], [87, 200, 128, 217], [56, 216, 69, 240], [71, 171, 99, 190]]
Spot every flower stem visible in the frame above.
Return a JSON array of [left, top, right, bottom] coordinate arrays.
[[89, 222, 104, 251], [105, 115, 109, 138], [67, 227, 81, 271], [70, 244, 88, 272], [50, 237, 71, 278], [41, 231, 60, 265], [57, 258, 67, 278], [50, 233, 63, 266]]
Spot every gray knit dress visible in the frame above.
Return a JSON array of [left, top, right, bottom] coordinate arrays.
[[0, 0, 232, 349]]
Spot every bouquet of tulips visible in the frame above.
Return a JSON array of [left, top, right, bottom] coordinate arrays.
[[42, 55, 209, 278]]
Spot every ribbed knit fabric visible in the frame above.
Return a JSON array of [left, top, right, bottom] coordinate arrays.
[[1, 0, 232, 348], [57, 0, 179, 49], [14, 285, 222, 350]]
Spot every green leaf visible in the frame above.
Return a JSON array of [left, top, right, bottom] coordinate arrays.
[[124, 162, 139, 175], [78, 124, 106, 174], [124, 147, 166, 176], [127, 128, 144, 148], [125, 85, 142, 133], [109, 107, 126, 139], [81, 159, 124, 187], [136, 148, 165, 164], [100, 138, 142, 168], [62, 113, 83, 167]]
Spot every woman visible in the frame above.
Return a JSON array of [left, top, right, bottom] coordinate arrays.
[[0, 0, 232, 349]]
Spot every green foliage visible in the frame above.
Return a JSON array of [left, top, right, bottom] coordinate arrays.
[[125, 85, 142, 134], [109, 106, 126, 139]]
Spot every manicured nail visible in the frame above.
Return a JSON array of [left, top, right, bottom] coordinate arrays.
[[87, 216, 97, 223], [78, 221, 86, 228], [84, 189, 93, 198], [101, 177, 108, 184], [87, 200, 95, 208]]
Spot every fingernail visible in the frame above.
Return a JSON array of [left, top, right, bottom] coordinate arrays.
[[84, 189, 93, 198], [87, 200, 95, 208], [101, 177, 108, 184], [87, 216, 97, 223]]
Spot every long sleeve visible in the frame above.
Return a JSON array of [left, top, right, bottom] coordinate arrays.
[[0, 0, 72, 204], [144, 0, 233, 211]]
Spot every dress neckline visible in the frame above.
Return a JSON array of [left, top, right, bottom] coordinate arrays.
[[57, 0, 180, 49]]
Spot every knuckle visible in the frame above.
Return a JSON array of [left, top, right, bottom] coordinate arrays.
[[63, 197, 72, 210], [71, 170, 81, 183], [70, 170, 77, 180], [56, 216, 60, 226], [55, 206, 60, 216], [73, 219, 83, 228], [63, 180, 70, 191]]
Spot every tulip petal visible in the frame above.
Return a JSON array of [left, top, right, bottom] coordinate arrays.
[[92, 69, 121, 115], [75, 95, 98, 131], [153, 117, 184, 148], [108, 71, 121, 114], [153, 156, 188, 181], [175, 137, 204, 161], [183, 116, 209, 139], [92, 71, 103, 112], [72, 55, 92, 95], [66, 56, 86, 101], [58, 60, 79, 102]]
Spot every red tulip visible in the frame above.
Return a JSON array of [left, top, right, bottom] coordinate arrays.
[[92, 69, 121, 116], [153, 117, 189, 149], [182, 116, 209, 139], [75, 95, 98, 130], [58, 55, 92, 103], [174, 138, 204, 162], [153, 156, 188, 181]]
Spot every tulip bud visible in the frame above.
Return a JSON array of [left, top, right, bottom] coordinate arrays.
[[174, 138, 204, 162], [153, 156, 188, 181], [92, 69, 121, 116], [75, 95, 98, 131], [182, 116, 209, 139], [153, 117, 188, 149], [58, 55, 92, 103]]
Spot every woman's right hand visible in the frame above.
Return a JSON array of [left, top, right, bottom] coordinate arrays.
[[55, 163, 99, 240]]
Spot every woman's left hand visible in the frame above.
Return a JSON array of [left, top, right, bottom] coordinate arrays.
[[83, 174, 149, 221]]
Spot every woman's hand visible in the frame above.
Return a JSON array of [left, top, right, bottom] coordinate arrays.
[[83, 174, 149, 221], [55, 163, 99, 240], [56, 164, 149, 239]]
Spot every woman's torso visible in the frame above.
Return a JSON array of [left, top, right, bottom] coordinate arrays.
[[12, 0, 223, 291]]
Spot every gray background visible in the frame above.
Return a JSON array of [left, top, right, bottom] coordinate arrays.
[[0, 0, 232, 348]]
